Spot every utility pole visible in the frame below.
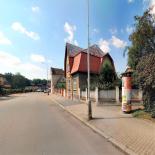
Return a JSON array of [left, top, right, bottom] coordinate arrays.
[[46, 63, 50, 95], [46, 63, 48, 88], [87, 0, 92, 120], [42, 62, 49, 93]]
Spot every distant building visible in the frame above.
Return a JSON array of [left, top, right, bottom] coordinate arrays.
[[0, 74, 11, 88], [64, 43, 115, 99], [51, 67, 65, 93], [0, 74, 5, 87]]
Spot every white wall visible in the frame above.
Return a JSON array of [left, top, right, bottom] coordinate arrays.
[[99, 90, 116, 100], [80, 88, 143, 103]]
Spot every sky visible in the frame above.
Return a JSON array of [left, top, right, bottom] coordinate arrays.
[[0, 0, 154, 79]]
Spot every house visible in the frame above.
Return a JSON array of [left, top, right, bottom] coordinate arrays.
[[51, 67, 65, 93], [64, 43, 115, 99]]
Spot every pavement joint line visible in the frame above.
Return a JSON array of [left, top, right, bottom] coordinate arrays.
[[49, 96, 137, 155]]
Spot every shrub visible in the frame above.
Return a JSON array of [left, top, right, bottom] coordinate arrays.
[[150, 108, 155, 118]]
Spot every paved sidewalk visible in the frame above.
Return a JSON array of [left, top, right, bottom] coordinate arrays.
[[50, 94, 155, 155]]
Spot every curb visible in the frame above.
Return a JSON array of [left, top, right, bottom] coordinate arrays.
[[50, 96, 137, 155]]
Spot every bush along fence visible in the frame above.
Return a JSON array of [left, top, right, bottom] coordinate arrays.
[[53, 86, 143, 104]]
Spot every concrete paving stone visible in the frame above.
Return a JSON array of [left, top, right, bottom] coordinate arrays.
[[51, 94, 155, 155]]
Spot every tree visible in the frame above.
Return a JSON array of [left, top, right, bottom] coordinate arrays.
[[4, 73, 13, 87], [0, 86, 3, 95], [127, 9, 155, 69], [90, 63, 116, 90], [127, 8, 155, 111], [12, 73, 30, 89], [136, 53, 155, 111], [98, 64, 116, 84], [31, 79, 47, 86]]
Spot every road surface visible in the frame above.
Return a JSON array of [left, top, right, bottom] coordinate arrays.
[[0, 93, 124, 155]]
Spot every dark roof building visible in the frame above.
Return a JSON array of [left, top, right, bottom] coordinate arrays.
[[51, 67, 64, 75], [50, 67, 65, 93], [64, 42, 116, 99]]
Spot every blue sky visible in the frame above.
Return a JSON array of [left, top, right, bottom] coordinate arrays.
[[0, 0, 153, 79]]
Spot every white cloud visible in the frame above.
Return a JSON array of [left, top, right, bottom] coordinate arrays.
[[150, 0, 155, 14], [109, 28, 117, 35], [64, 22, 78, 45], [32, 6, 40, 13], [150, 6, 155, 14], [11, 22, 40, 40], [0, 51, 21, 66], [0, 31, 12, 45], [74, 40, 78, 46], [126, 25, 134, 34], [143, 0, 155, 15], [19, 63, 44, 79], [98, 39, 110, 53], [111, 36, 127, 48], [0, 51, 46, 79], [98, 35, 127, 52], [30, 54, 45, 63], [128, 0, 134, 3]]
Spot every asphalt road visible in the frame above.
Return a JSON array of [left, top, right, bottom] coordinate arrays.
[[0, 93, 124, 155]]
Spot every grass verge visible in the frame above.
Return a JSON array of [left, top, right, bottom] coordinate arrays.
[[132, 109, 155, 122]]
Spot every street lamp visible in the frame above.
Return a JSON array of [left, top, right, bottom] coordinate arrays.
[[87, 0, 92, 120]]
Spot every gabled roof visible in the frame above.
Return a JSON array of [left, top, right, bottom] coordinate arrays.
[[66, 43, 106, 58], [82, 44, 106, 57], [64, 43, 115, 76], [66, 43, 83, 57], [51, 67, 64, 75]]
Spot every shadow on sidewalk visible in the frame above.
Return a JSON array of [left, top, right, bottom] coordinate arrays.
[[92, 116, 133, 120]]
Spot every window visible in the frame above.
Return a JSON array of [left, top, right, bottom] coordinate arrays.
[[73, 78, 77, 91]]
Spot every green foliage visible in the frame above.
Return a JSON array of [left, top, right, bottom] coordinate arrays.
[[31, 79, 47, 86], [92, 63, 116, 90], [127, 9, 155, 69], [115, 73, 122, 88], [2, 88, 23, 95], [0, 86, 4, 95], [56, 82, 65, 88], [151, 111, 155, 118], [127, 8, 155, 112], [132, 109, 146, 117], [4, 73, 13, 86], [99, 64, 116, 83], [136, 53, 155, 110], [132, 109, 155, 120], [4, 73, 30, 89], [12, 73, 30, 89], [2, 73, 48, 95]]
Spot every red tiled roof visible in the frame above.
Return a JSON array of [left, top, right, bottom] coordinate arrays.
[[71, 52, 102, 74], [69, 57, 74, 72], [64, 43, 115, 76]]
